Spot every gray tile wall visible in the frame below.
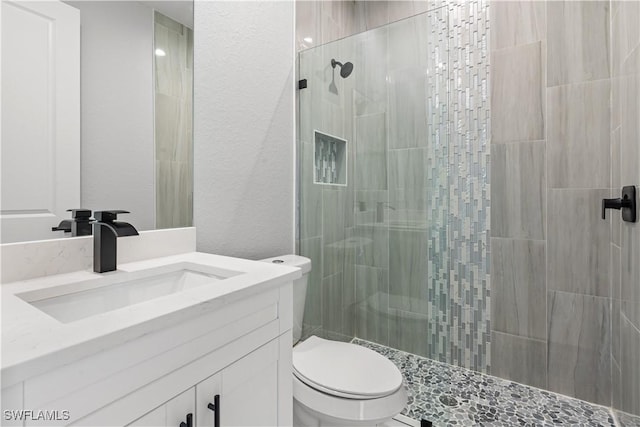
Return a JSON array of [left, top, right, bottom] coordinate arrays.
[[611, 0, 640, 418], [155, 12, 193, 229], [489, 0, 550, 391], [492, 0, 640, 416], [296, 1, 430, 51]]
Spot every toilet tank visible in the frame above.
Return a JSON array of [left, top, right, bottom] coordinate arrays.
[[259, 255, 311, 345]]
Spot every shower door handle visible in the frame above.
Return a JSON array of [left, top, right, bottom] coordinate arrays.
[[602, 186, 636, 222]]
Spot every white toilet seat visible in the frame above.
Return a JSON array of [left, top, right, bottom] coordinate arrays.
[[293, 336, 403, 399], [292, 336, 407, 424]]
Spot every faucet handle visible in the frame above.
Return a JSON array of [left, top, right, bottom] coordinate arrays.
[[66, 209, 92, 220], [94, 210, 130, 222]]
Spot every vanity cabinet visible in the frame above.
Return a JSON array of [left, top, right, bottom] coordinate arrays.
[[3, 282, 293, 427], [194, 339, 278, 427], [128, 338, 279, 427]]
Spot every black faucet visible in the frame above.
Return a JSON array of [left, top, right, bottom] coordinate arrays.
[[93, 210, 139, 273], [52, 209, 93, 236]]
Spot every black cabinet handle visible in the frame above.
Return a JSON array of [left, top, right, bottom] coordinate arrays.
[[207, 394, 220, 427], [179, 413, 193, 427]]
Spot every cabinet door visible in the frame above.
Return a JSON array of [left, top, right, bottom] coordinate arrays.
[[195, 373, 221, 427], [127, 405, 165, 427], [196, 340, 279, 427], [128, 388, 195, 427], [221, 340, 279, 427]]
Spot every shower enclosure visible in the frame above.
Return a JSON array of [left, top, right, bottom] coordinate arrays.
[[297, 4, 490, 372]]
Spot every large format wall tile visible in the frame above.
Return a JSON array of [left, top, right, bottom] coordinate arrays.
[[620, 314, 640, 415], [299, 142, 322, 239], [300, 237, 323, 338], [322, 272, 344, 335], [322, 189, 352, 245], [388, 307, 429, 357], [491, 238, 546, 340], [612, 244, 621, 300], [547, 80, 611, 189], [355, 113, 387, 190], [388, 68, 428, 149], [490, 1, 546, 50], [613, 298, 621, 365], [612, 358, 622, 410], [491, 42, 545, 143], [389, 229, 428, 314], [547, 1, 610, 86], [491, 331, 547, 389], [353, 225, 389, 269], [156, 160, 193, 229], [355, 265, 390, 345], [388, 148, 427, 217], [611, 0, 640, 77], [611, 129, 622, 248], [547, 291, 611, 405], [620, 74, 640, 186], [491, 141, 545, 239], [621, 222, 640, 330], [548, 189, 610, 297]]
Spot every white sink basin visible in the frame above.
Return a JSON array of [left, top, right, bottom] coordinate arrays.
[[16, 263, 243, 323]]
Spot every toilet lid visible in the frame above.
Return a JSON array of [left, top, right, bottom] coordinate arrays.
[[292, 336, 403, 399]]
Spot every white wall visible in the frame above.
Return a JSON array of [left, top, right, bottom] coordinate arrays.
[[67, 1, 156, 231], [193, 1, 295, 259]]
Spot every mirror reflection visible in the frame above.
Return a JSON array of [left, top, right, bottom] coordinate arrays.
[[0, 0, 194, 244]]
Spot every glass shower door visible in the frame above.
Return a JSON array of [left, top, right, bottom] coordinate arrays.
[[297, 7, 456, 366]]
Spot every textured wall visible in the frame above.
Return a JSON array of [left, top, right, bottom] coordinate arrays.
[[193, 1, 294, 259], [67, 1, 156, 231], [490, 1, 640, 414]]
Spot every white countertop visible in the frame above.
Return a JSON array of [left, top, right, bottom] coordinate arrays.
[[1, 252, 301, 387]]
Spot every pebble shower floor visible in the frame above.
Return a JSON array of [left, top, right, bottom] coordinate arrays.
[[352, 339, 640, 427]]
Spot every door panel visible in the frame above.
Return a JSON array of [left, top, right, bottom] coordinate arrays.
[[128, 388, 194, 427], [166, 388, 195, 427], [1, 0, 80, 242], [195, 373, 221, 427]]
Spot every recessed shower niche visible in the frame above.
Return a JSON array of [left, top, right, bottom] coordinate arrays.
[[313, 130, 347, 186]]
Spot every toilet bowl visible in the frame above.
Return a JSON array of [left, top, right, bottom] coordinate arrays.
[[260, 255, 407, 426]]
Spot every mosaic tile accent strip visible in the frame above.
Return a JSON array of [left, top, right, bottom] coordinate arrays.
[[424, 4, 453, 368], [354, 339, 621, 427], [444, 0, 491, 373]]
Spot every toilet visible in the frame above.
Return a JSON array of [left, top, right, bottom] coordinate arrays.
[[260, 255, 407, 426]]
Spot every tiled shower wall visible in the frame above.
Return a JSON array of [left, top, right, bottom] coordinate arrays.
[[611, 0, 640, 417], [297, 0, 490, 373], [155, 12, 193, 229], [490, 0, 639, 416]]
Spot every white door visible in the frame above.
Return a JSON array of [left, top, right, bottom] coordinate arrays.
[[1, 0, 80, 243]]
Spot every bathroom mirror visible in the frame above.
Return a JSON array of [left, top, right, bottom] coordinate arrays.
[[0, 0, 194, 243]]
